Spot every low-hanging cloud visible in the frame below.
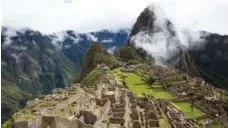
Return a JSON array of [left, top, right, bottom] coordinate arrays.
[[130, 4, 208, 67]]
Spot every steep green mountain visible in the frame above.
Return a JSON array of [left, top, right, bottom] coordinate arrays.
[[1, 27, 78, 123], [177, 49, 200, 77], [188, 33, 228, 89], [113, 46, 142, 61], [79, 42, 119, 80]]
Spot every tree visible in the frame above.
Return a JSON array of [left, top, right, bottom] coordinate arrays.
[[122, 81, 127, 88], [148, 76, 155, 85], [123, 81, 126, 86]]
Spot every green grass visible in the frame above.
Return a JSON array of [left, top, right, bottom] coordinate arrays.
[[160, 118, 168, 128], [112, 68, 123, 82], [205, 121, 221, 128], [119, 71, 174, 99], [112, 68, 207, 121], [81, 68, 106, 87], [171, 102, 206, 119], [159, 111, 169, 128], [165, 75, 185, 83]]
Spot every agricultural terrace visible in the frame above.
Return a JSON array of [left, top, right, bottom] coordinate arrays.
[[112, 68, 175, 99], [171, 102, 206, 119], [111, 67, 207, 121]]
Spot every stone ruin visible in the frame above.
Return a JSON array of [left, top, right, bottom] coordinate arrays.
[[77, 110, 97, 125], [13, 69, 222, 128], [162, 104, 195, 128], [119, 65, 140, 72], [97, 63, 109, 70], [145, 108, 159, 128]]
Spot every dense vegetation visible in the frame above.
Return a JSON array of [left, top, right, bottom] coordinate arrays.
[[81, 67, 106, 87], [79, 42, 119, 81], [189, 33, 228, 89], [1, 29, 78, 123], [114, 46, 142, 61]]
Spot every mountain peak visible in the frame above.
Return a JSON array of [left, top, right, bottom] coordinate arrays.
[[146, 3, 167, 19], [79, 42, 119, 80], [128, 4, 180, 66]]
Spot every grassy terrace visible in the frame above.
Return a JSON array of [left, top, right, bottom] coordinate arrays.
[[112, 68, 175, 99], [112, 68, 207, 121], [171, 102, 206, 119]]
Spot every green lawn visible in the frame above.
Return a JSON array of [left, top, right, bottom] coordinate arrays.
[[171, 102, 206, 119], [159, 111, 169, 128], [112, 68, 123, 82], [120, 71, 175, 99], [159, 118, 168, 128]]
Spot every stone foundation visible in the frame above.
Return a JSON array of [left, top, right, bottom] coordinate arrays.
[[109, 117, 125, 125]]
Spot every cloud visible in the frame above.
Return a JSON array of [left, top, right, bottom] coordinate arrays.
[[101, 39, 113, 43], [86, 33, 98, 41], [107, 46, 117, 53], [130, 3, 208, 67], [2, 27, 18, 46], [2, 0, 228, 34]]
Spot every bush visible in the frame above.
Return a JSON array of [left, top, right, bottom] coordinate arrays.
[[148, 76, 155, 85], [126, 60, 139, 65], [110, 62, 120, 70]]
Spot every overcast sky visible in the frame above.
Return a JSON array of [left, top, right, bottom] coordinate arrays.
[[2, 0, 228, 34]]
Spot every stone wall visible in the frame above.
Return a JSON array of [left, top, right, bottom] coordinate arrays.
[[95, 98, 108, 106], [78, 111, 97, 125], [14, 120, 28, 128], [41, 116, 57, 128], [131, 110, 139, 120], [109, 117, 125, 125], [133, 120, 141, 128], [113, 112, 125, 118], [102, 92, 116, 104], [55, 117, 93, 128]]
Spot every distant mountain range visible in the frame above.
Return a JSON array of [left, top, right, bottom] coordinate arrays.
[[1, 26, 130, 122]]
